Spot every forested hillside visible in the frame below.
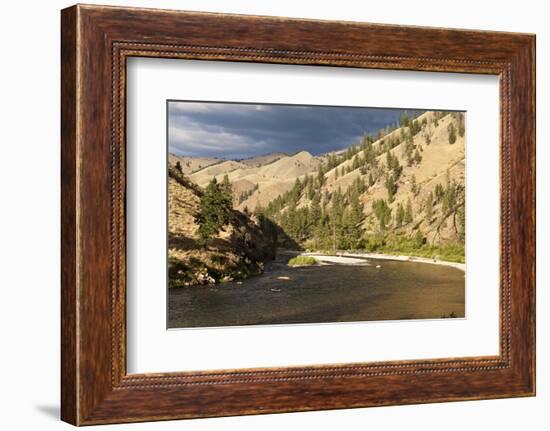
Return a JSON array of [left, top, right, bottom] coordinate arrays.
[[258, 111, 465, 261]]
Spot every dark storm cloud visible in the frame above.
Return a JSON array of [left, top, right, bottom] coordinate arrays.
[[168, 101, 419, 160]]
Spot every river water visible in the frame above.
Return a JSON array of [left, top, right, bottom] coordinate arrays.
[[167, 254, 465, 329]]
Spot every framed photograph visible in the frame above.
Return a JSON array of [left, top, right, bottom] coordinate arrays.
[[61, 4, 535, 425], [164, 101, 468, 329]]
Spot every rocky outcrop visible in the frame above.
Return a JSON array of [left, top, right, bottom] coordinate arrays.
[[168, 167, 276, 287]]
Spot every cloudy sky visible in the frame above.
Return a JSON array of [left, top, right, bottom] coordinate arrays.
[[168, 101, 420, 160]]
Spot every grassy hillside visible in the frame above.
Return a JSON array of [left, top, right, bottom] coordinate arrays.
[[168, 154, 222, 175], [184, 150, 321, 212], [238, 152, 287, 168], [258, 111, 466, 262]]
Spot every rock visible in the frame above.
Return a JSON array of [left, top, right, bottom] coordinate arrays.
[[376, 265, 381, 269], [196, 269, 215, 285]]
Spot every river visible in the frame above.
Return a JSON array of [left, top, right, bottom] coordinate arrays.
[[167, 252, 465, 329]]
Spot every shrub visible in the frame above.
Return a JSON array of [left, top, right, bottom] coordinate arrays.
[[359, 232, 465, 263], [288, 256, 318, 266]]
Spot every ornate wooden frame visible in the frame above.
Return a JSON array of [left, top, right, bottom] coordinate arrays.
[[61, 4, 535, 425]]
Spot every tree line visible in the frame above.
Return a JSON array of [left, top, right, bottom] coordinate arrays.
[[261, 175, 367, 251]]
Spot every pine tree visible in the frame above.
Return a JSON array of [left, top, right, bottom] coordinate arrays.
[[293, 206, 311, 242], [411, 174, 418, 195], [195, 178, 231, 247], [175, 161, 182, 172], [282, 202, 297, 240], [286, 177, 303, 205], [442, 180, 458, 214], [254, 201, 264, 216], [435, 183, 444, 201], [405, 198, 413, 224], [372, 199, 392, 231], [385, 150, 402, 181], [425, 133, 431, 146], [425, 191, 434, 222], [413, 230, 425, 248], [220, 174, 233, 204], [455, 112, 465, 137], [400, 111, 410, 128], [413, 148, 422, 163], [342, 192, 363, 250], [448, 122, 457, 144], [363, 138, 376, 165], [410, 119, 421, 136], [385, 174, 396, 202], [311, 207, 330, 250], [317, 165, 326, 187], [310, 194, 322, 227], [329, 188, 345, 251], [386, 149, 393, 170], [396, 203, 405, 227], [352, 156, 361, 170]]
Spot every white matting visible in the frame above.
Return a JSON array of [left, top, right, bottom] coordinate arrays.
[[126, 58, 500, 373]]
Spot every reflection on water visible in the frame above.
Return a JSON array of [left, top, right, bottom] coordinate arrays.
[[167, 256, 465, 329]]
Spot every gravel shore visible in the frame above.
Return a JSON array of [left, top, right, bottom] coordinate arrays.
[[301, 252, 465, 272]]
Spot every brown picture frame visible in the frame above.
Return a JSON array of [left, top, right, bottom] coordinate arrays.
[[61, 4, 536, 425]]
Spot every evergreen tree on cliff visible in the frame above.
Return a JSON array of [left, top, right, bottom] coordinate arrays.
[[195, 178, 232, 247]]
